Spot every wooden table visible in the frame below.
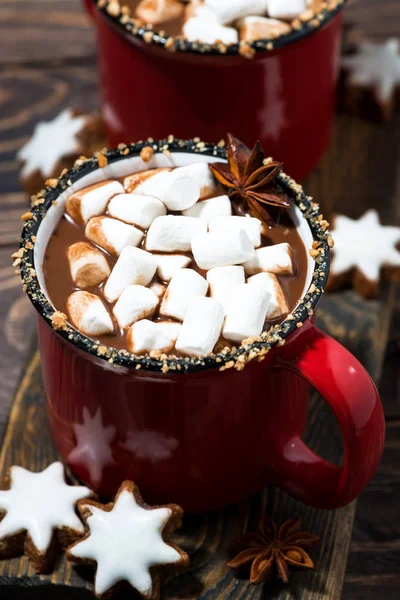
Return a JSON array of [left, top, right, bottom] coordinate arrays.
[[0, 0, 399, 598]]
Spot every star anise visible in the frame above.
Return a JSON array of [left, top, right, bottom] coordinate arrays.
[[228, 516, 319, 584], [210, 133, 290, 225]]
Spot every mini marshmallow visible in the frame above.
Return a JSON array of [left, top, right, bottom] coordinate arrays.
[[175, 296, 225, 357], [146, 215, 206, 252], [206, 265, 245, 310], [108, 193, 166, 229], [113, 285, 159, 329], [182, 195, 232, 219], [244, 242, 294, 276], [267, 0, 307, 20], [154, 254, 192, 282], [85, 216, 143, 256], [124, 168, 172, 194], [134, 167, 199, 211], [67, 291, 114, 337], [66, 180, 124, 224], [178, 162, 219, 200], [191, 228, 255, 270], [204, 0, 268, 24], [183, 17, 238, 44], [222, 284, 270, 342], [67, 242, 110, 288], [104, 247, 157, 303], [149, 282, 167, 299], [126, 320, 181, 355], [208, 215, 262, 247], [238, 16, 291, 41], [136, 0, 184, 25], [160, 269, 208, 321], [248, 272, 289, 319]]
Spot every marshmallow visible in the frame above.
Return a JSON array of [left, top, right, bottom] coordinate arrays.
[[175, 297, 225, 357], [267, 0, 307, 20], [67, 242, 110, 288], [208, 215, 262, 247], [146, 215, 206, 252], [222, 284, 270, 342], [244, 242, 294, 276], [183, 16, 238, 44], [204, 0, 268, 24], [104, 247, 157, 303], [248, 272, 289, 319], [154, 254, 192, 282], [238, 16, 291, 41], [124, 168, 172, 194], [126, 320, 181, 355], [182, 195, 232, 219], [67, 291, 114, 337], [113, 285, 159, 329], [178, 162, 219, 200], [66, 180, 124, 224], [191, 228, 255, 270], [160, 269, 208, 321], [85, 216, 143, 256], [149, 282, 167, 299], [108, 193, 166, 229], [206, 265, 245, 310], [136, 0, 184, 25]]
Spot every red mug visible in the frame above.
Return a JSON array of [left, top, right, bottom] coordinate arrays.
[[20, 140, 385, 513], [83, 0, 346, 181]]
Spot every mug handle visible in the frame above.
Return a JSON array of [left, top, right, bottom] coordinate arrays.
[[272, 320, 385, 509]]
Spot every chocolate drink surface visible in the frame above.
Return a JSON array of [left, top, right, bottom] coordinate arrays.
[[43, 160, 308, 358]]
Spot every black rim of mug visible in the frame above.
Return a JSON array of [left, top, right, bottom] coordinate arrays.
[[19, 139, 331, 374]]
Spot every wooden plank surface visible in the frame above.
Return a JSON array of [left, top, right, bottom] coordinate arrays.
[[0, 0, 399, 598]]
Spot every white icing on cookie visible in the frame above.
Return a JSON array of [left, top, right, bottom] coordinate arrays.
[[69, 488, 183, 597], [68, 407, 116, 487], [0, 462, 92, 553], [331, 210, 400, 282], [18, 109, 87, 179], [342, 39, 400, 104]]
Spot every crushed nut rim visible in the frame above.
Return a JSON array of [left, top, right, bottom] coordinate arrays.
[[18, 138, 331, 374], [94, 0, 347, 58]]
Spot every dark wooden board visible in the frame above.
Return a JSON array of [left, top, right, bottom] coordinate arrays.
[[0, 285, 392, 600]]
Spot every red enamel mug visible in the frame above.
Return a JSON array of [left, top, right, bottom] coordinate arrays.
[[20, 141, 384, 513], [83, 0, 346, 181]]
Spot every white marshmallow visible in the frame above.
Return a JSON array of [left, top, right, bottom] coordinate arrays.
[[67, 242, 110, 288], [244, 242, 294, 275], [175, 296, 225, 357], [182, 195, 232, 219], [206, 265, 245, 310], [191, 228, 255, 270], [108, 193, 166, 229], [238, 16, 291, 41], [267, 0, 307, 20], [248, 272, 289, 320], [146, 215, 206, 252], [208, 215, 262, 247], [66, 180, 124, 224], [126, 320, 181, 355], [204, 0, 268, 24], [160, 269, 208, 321], [136, 0, 184, 25], [67, 291, 114, 337], [104, 247, 157, 303], [149, 282, 167, 299], [222, 284, 271, 342], [154, 254, 192, 282], [113, 285, 159, 329], [183, 16, 238, 44], [124, 168, 172, 194], [178, 162, 219, 200], [134, 167, 198, 211], [85, 216, 143, 256]]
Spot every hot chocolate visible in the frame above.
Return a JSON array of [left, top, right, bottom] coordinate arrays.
[[43, 139, 308, 359]]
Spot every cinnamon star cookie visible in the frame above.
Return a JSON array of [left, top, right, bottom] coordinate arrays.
[[66, 480, 189, 599], [0, 462, 94, 573], [327, 210, 400, 298]]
